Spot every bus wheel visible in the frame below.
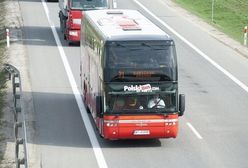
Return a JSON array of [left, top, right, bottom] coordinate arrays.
[[86, 105, 90, 113], [99, 132, 104, 138], [83, 82, 87, 102]]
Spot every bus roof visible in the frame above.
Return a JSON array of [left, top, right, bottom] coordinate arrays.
[[84, 9, 172, 41]]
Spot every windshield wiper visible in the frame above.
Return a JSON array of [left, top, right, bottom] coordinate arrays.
[[141, 43, 152, 48]]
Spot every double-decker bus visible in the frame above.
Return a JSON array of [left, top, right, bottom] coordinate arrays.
[[80, 9, 185, 140]]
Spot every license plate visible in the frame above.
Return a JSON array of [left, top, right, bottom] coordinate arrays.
[[133, 130, 150, 135]]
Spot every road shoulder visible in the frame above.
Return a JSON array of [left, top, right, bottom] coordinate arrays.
[[0, 0, 37, 167]]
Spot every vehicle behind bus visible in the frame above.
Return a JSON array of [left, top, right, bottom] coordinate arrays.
[[59, 0, 116, 45], [80, 9, 185, 140]]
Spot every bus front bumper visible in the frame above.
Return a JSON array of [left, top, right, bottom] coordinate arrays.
[[103, 124, 178, 140]]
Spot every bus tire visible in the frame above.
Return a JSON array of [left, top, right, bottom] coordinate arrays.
[[86, 106, 90, 113]]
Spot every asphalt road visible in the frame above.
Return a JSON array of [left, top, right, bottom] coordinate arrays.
[[18, 0, 248, 167]]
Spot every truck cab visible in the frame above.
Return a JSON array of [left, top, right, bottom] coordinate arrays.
[[59, 0, 115, 45]]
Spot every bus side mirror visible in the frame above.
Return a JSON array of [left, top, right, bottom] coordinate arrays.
[[96, 96, 103, 118], [179, 94, 185, 116]]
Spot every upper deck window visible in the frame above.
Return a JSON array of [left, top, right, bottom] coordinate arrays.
[[106, 41, 175, 69], [104, 41, 177, 82]]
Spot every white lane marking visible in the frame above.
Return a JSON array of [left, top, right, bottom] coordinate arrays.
[[134, 0, 248, 93], [187, 122, 203, 139], [41, 1, 108, 168]]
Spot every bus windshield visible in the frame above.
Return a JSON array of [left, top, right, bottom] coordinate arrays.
[[105, 41, 177, 82], [70, 0, 107, 10], [104, 83, 177, 114]]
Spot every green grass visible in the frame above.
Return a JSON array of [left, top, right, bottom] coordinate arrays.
[[0, 0, 7, 166], [0, 70, 6, 120], [0, 0, 6, 117], [0, 42, 6, 121], [0, 153, 3, 167], [0, 40, 5, 168], [174, 0, 248, 43]]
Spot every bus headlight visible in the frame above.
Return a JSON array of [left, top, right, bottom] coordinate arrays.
[[164, 119, 178, 126], [73, 19, 81, 25], [104, 120, 118, 127]]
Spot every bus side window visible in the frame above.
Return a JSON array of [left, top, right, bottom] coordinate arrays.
[[108, 48, 117, 67]]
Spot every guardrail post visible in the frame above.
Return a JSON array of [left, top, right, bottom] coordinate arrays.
[[14, 122, 22, 139], [244, 26, 247, 46], [6, 28, 10, 48], [17, 158, 25, 168], [12, 73, 19, 96], [15, 138, 23, 163]]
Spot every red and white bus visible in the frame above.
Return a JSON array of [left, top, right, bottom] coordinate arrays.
[[80, 9, 185, 140]]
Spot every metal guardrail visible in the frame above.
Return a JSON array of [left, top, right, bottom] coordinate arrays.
[[4, 64, 28, 168]]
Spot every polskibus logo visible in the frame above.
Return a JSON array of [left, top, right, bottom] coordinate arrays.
[[123, 84, 159, 92]]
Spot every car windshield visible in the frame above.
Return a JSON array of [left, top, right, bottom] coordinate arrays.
[[71, 0, 107, 10]]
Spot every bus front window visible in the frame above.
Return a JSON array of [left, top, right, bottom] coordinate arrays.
[[105, 92, 177, 114]]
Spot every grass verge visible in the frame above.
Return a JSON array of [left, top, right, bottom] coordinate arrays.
[[174, 0, 248, 43], [0, 44, 6, 115], [0, 53, 6, 120], [0, 0, 7, 164], [0, 42, 6, 166], [0, 42, 6, 168]]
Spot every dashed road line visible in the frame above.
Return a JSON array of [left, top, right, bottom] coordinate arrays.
[[187, 122, 203, 139]]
